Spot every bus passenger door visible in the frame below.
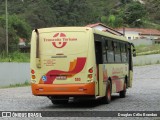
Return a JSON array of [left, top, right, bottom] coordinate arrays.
[[95, 41, 103, 96]]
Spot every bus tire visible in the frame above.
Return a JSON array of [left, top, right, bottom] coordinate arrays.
[[51, 100, 68, 104], [120, 82, 126, 98], [102, 80, 111, 104]]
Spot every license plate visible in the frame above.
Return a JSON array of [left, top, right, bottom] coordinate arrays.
[[56, 76, 67, 80]]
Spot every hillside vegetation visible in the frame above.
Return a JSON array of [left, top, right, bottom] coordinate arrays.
[[0, 0, 159, 54]]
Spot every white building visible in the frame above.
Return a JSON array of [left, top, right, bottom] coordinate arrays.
[[116, 28, 160, 41]]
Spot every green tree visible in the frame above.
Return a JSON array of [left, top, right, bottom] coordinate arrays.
[[124, 2, 147, 27], [108, 15, 116, 27], [47, 0, 96, 26], [67, 0, 96, 25], [0, 27, 5, 52], [22, 0, 56, 28], [0, 15, 31, 52], [101, 16, 108, 24], [145, 0, 160, 23]]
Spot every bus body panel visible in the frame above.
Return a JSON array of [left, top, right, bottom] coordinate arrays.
[[31, 27, 96, 96], [98, 64, 128, 97]]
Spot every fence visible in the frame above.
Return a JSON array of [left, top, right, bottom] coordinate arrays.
[[0, 63, 30, 87], [133, 54, 160, 66]]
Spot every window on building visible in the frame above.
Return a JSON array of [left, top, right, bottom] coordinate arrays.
[[128, 37, 131, 40]]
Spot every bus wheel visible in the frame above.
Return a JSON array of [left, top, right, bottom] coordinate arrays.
[[51, 100, 68, 104], [120, 82, 126, 98], [102, 81, 111, 104]]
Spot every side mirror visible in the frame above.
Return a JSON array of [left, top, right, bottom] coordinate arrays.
[[133, 49, 136, 57]]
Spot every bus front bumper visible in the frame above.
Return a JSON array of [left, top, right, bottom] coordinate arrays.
[[31, 82, 95, 96]]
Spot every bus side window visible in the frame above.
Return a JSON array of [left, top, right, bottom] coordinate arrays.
[[121, 43, 127, 63], [126, 44, 129, 62], [102, 40, 107, 63], [114, 42, 121, 63], [107, 40, 114, 63]]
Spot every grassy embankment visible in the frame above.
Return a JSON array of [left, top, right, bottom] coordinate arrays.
[[134, 44, 160, 66], [0, 51, 30, 62], [136, 44, 160, 56]]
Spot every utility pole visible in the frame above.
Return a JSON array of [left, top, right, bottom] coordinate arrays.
[[5, 0, 8, 55]]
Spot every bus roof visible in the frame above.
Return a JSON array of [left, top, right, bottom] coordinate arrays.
[[34, 27, 130, 43], [33, 27, 90, 33], [93, 28, 129, 43]]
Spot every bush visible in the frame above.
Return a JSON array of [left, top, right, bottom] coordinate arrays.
[[0, 51, 30, 62], [0, 14, 31, 52]]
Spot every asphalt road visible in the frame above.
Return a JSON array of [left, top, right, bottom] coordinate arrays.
[[0, 64, 160, 120]]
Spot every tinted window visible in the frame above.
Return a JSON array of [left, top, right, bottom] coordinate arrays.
[[114, 42, 121, 63], [107, 40, 114, 63], [121, 43, 127, 63], [103, 41, 107, 63]]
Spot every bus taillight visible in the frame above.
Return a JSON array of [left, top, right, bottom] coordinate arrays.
[[32, 75, 36, 79], [31, 69, 36, 79], [88, 67, 93, 73], [88, 74, 93, 79], [88, 67, 93, 79], [31, 69, 35, 74]]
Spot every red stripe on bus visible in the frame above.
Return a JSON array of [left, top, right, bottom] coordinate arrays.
[[40, 57, 86, 84]]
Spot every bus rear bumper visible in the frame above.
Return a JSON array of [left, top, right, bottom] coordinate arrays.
[[31, 82, 95, 96]]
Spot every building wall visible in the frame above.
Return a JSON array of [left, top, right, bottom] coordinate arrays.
[[141, 35, 160, 40], [118, 30, 140, 40], [118, 30, 160, 41]]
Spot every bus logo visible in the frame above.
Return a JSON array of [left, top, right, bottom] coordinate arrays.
[[52, 33, 67, 48], [44, 33, 77, 48]]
